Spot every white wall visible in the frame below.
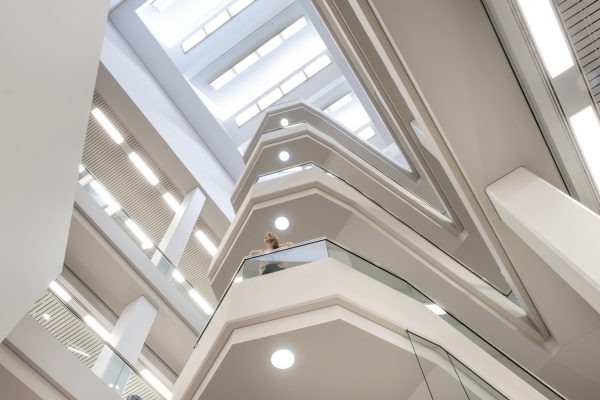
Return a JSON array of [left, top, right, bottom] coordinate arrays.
[[0, 0, 109, 341]]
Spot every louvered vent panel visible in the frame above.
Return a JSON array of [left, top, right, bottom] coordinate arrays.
[[84, 93, 173, 245], [176, 217, 222, 309], [556, 0, 600, 108], [122, 373, 163, 400], [83, 91, 222, 310], [312, 81, 352, 110], [29, 292, 104, 369]]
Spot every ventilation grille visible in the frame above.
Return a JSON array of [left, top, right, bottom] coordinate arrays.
[[84, 91, 220, 309], [312, 81, 352, 110], [556, 0, 600, 107]]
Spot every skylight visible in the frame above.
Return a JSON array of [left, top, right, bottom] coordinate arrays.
[[181, 0, 257, 53], [210, 17, 308, 90], [234, 54, 331, 126]]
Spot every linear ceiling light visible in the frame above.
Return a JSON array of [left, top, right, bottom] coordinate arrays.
[[181, 29, 207, 53], [234, 53, 331, 126], [151, 0, 176, 12], [49, 281, 72, 302], [162, 192, 180, 212], [90, 180, 121, 216], [228, 0, 254, 16], [357, 126, 376, 141], [141, 370, 173, 400], [195, 230, 217, 256], [182, 0, 255, 54], [205, 11, 230, 34], [172, 269, 186, 283], [188, 289, 214, 314], [425, 304, 447, 315], [325, 93, 352, 114], [210, 17, 308, 90], [517, 0, 574, 78], [129, 152, 159, 185], [68, 346, 91, 358], [125, 219, 154, 249], [304, 54, 331, 77], [258, 88, 283, 110], [280, 72, 307, 94], [235, 104, 260, 127], [91, 108, 124, 144], [83, 315, 111, 341], [569, 106, 600, 186]]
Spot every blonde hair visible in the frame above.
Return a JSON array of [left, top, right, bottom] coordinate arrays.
[[266, 232, 279, 249]]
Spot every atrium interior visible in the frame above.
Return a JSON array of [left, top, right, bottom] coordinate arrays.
[[2, 0, 600, 399]]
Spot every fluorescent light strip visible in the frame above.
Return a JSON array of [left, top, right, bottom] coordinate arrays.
[[182, 0, 255, 54], [125, 219, 154, 249], [210, 17, 307, 90], [233, 53, 260, 74], [205, 11, 230, 34], [517, 0, 573, 78], [235, 104, 260, 127], [228, 0, 254, 16], [325, 93, 353, 114], [425, 304, 447, 315], [151, 0, 176, 12], [233, 53, 331, 126], [172, 269, 185, 283], [83, 315, 111, 341], [195, 230, 217, 256], [181, 29, 207, 53], [281, 72, 307, 94], [258, 88, 283, 110], [304, 54, 331, 77], [78, 164, 85, 173], [569, 106, 600, 186], [357, 126, 376, 141], [91, 108, 124, 144], [68, 346, 91, 358], [188, 289, 214, 315], [162, 192, 180, 212], [129, 152, 159, 185], [49, 281, 72, 302], [141, 370, 173, 400], [90, 180, 121, 216]]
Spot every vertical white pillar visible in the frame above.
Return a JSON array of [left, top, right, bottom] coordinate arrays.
[[0, 0, 109, 342], [486, 167, 600, 314], [92, 296, 157, 395], [153, 187, 206, 273]]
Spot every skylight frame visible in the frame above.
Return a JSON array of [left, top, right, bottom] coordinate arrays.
[[209, 17, 309, 90]]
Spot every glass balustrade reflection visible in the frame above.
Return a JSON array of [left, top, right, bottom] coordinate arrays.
[[255, 163, 518, 304], [232, 238, 564, 400], [78, 165, 212, 316], [408, 332, 508, 400], [29, 290, 164, 400]]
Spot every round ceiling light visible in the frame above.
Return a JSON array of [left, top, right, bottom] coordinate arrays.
[[275, 216, 289, 230], [271, 349, 295, 369], [42, 313, 51, 321], [279, 151, 290, 161], [280, 118, 289, 127]]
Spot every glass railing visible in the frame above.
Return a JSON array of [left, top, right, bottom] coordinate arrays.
[[408, 331, 508, 400], [255, 163, 516, 300], [29, 290, 164, 400], [77, 165, 213, 316], [229, 238, 564, 400]]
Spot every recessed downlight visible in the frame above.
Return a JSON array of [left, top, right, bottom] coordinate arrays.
[[275, 216, 289, 230], [42, 313, 51, 321], [271, 349, 294, 369], [279, 151, 290, 161], [280, 118, 289, 127], [234, 276, 243, 283]]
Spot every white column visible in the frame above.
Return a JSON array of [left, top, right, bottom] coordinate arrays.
[[486, 167, 600, 314], [0, 0, 109, 342], [92, 296, 157, 395], [153, 187, 206, 273]]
